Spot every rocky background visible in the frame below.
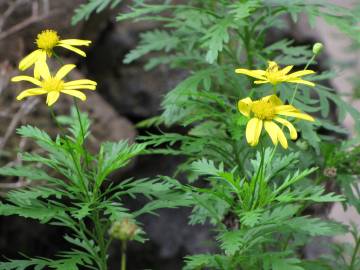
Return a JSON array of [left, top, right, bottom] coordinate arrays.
[[0, 0, 359, 269]]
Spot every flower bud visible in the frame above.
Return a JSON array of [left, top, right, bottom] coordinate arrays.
[[108, 218, 138, 241], [312, 42, 324, 55]]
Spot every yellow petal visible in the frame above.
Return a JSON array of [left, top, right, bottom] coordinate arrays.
[[238, 97, 252, 117], [38, 61, 51, 80], [287, 70, 315, 78], [11, 76, 41, 86], [246, 118, 262, 146], [235, 68, 266, 80], [64, 79, 97, 86], [262, 95, 283, 106], [264, 121, 279, 145], [57, 44, 86, 57], [285, 78, 315, 87], [64, 85, 96, 90], [276, 111, 315, 122], [277, 128, 288, 149], [274, 105, 297, 113], [280, 65, 294, 75], [273, 117, 298, 140], [254, 80, 269, 84], [33, 52, 47, 79], [18, 50, 43, 71], [59, 39, 91, 46], [61, 90, 86, 101], [55, 64, 76, 80], [16, 88, 47, 100], [46, 91, 60, 106]]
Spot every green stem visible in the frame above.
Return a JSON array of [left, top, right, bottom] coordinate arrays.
[[73, 98, 91, 170], [349, 235, 360, 269], [121, 240, 127, 270]]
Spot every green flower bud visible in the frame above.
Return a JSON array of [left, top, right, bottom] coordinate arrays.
[[312, 42, 324, 55], [109, 218, 138, 241]]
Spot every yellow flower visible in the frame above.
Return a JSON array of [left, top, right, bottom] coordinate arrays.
[[11, 62, 97, 106], [235, 61, 315, 87], [18, 29, 91, 73], [238, 95, 314, 149]]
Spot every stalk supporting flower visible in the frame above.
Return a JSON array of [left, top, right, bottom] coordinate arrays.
[[12, 62, 97, 106], [235, 61, 315, 87], [18, 29, 91, 75], [238, 95, 314, 149]]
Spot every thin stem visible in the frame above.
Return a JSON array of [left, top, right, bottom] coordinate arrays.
[[73, 98, 90, 170], [349, 235, 360, 269], [121, 240, 127, 270]]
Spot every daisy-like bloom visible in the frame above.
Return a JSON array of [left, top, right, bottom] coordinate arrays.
[[19, 29, 91, 74], [11, 62, 97, 106], [238, 95, 314, 149], [235, 61, 315, 87]]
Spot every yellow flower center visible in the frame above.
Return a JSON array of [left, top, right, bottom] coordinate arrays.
[[251, 100, 275, 120], [265, 61, 282, 85], [41, 78, 64, 92], [36, 30, 60, 52]]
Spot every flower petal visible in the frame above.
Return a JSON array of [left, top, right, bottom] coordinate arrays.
[[16, 88, 47, 100], [64, 85, 96, 90], [273, 117, 298, 140], [287, 70, 315, 78], [280, 65, 294, 75], [59, 39, 91, 46], [64, 79, 97, 86], [55, 64, 76, 80], [238, 97, 252, 117], [277, 127, 288, 149], [61, 90, 87, 101], [262, 95, 283, 106], [285, 78, 315, 87], [18, 50, 44, 71], [235, 68, 267, 80], [11, 76, 41, 86], [34, 52, 47, 79], [276, 111, 315, 122], [57, 44, 86, 57], [46, 91, 60, 106], [264, 121, 279, 145], [246, 118, 263, 146], [254, 80, 269, 84], [38, 61, 51, 80]]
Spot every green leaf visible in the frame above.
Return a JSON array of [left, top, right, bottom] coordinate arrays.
[[72, 0, 121, 25], [123, 30, 179, 64], [202, 17, 233, 63]]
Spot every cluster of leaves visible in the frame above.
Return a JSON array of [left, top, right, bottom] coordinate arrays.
[[0, 109, 188, 270]]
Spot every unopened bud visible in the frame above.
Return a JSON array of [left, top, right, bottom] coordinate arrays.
[[312, 42, 324, 55], [109, 218, 138, 241], [323, 167, 337, 178]]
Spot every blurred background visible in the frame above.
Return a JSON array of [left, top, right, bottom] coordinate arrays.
[[0, 0, 359, 269]]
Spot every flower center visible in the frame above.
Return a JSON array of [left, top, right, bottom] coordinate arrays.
[[36, 30, 60, 51], [41, 78, 64, 92], [265, 61, 282, 85], [251, 100, 275, 120]]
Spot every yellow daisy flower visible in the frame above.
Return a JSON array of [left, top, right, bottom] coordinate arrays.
[[235, 61, 315, 87], [19, 29, 91, 74], [238, 95, 314, 149], [11, 62, 97, 106]]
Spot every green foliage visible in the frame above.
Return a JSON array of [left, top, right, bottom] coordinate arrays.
[[72, 0, 121, 25], [0, 109, 183, 270], [112, 0, 360, 269]]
